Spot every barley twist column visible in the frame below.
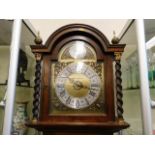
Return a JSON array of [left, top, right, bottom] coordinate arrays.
[[32, 53, 42, 122], [114, 52, 124, 123]]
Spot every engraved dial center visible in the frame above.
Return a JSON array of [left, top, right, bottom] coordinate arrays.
[[65, 73, 90, 98]]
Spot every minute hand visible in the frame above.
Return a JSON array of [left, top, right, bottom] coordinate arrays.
[[72, 81, 98, 91], [59, 76, 98, 90]]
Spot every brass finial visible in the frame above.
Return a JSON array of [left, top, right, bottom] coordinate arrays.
[[34, 31, 43, 45], [111, 31, 119, 44]]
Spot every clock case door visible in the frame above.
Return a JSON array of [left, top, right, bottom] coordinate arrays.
[[28, 24, 129, 134]]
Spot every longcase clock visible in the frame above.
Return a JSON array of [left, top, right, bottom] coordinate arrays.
[[27, 24, 129, 134]]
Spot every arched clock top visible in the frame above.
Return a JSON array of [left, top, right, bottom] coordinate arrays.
[[31, 24, 126, 56]]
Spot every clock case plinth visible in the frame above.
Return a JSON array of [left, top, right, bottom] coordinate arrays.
[[27, 24, 129, 134], [27, 121, 129, 135]]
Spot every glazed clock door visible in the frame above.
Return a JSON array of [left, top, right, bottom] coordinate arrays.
[[50, 40, 105, 115]]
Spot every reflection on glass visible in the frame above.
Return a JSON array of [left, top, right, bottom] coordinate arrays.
[[76, 62, 84, 72], [0, 20, 13, 134], [69, 41, 86, 59], [124, 52, 139, 89], [0, 20, 36, 135], [14, 21, 36, 135], [147, 49, 155, 88], [58, 40, 96, 62]]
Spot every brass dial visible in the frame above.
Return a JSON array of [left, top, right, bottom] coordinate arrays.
[[55, 62, 101, 109]]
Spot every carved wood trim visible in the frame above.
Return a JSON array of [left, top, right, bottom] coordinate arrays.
[[32, 54, 42, 121], [114, 52, 122, 61], [115, 58, 124, 122]]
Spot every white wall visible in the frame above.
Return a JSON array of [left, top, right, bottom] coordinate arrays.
[[29, 19, 128, 43]]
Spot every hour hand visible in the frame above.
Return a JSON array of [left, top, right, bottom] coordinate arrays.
[[81, 85, 98, 91], [73, 82, 98, 91]]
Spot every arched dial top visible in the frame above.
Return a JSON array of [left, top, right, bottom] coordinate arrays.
[[55, 62, 101, 109], [58, 40, 97, 62]]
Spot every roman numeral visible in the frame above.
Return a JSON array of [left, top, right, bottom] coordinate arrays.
[[57, 84, 63, 88], [66, 97, 71, 104], [90, 74, 97, 78], [84, 67, 88, 74], [76, 100, 80, 108], [66, 67, 72, 73], [91, 83, 99, 87], [85, 98, 90, 105], [60, 90, 65, 97], [89, 90, 96, 97]]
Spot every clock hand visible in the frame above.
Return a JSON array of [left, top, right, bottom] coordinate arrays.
[[58, 76, 76, 84], [59, 76, 84, 80], [73, 81, 83, 90], [72, 81, 98, 91], [59, 76, 84, 86], [66, 78, 98, 91], [60, 77, 83, 90], [78, 84, 99, 91], [58, 76, 99, 90]]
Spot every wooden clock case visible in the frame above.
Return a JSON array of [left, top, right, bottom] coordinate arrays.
[[27, 24, 129, 134]]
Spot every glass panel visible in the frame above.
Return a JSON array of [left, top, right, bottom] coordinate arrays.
[[120, 19, 155, 134], [50, 40, 105, 115], [144, 19, 155, 134], [0, 20, 13, 134], [12, 21, 36, 135], [0, 20, 36, 135], [0, 20, 35, 134], [120, 21, 142, 134]]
